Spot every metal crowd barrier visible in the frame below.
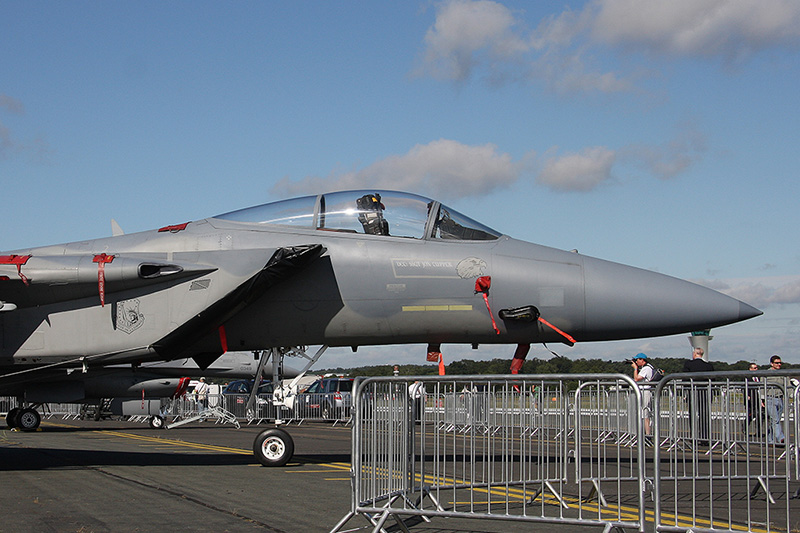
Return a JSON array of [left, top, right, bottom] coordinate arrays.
[[213, 392, 353, 424], [0, 396, 19, 416], [653, 370, 799, 533], [334, 372, 800, 533], [2, 392, 354, 427], [1, 398, 91, 421], [163, 392, 353, 425], [332, 374, 647, 533]]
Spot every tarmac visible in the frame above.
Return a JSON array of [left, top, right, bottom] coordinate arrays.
[[3, 415, 792, 533], [0, 417, 606, 533]]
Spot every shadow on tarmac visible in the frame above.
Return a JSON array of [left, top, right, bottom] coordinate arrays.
[[0, 446, 256, 470]]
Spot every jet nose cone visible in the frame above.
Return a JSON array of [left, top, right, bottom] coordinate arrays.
[[738, 300, 763, 322], [581, 256, 761, 341]]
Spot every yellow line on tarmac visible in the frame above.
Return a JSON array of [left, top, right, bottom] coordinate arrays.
[[44, 423, 763, 532], [100, 430, 253, 455], [417, 473, 766, 533], [320, 462, 351, 471], [89, 429, 355, 477]]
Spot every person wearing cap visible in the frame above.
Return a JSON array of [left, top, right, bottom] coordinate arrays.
[[195, 377, 209, 410], [683, 347, 714, 445], [631, 353, 654, 438]]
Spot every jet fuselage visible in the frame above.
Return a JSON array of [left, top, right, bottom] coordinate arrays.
[[0, 190, 760, 374]]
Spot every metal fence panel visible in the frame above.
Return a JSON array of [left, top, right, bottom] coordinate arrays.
[[653, 371, 799, 533], [337, 374, 645, 533]]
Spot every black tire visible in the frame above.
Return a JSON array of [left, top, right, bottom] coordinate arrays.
[[17, 408, 41, 432], [149, 415, 165, 429], [253, 428, 294, 467], [6, 407, 21, 429]]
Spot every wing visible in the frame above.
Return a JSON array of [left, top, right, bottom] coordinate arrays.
[[0, 253, 216, 310], [153, 244, 326, 365], [0, 245, 325, 373]]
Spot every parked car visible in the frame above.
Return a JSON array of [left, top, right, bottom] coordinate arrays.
[[296, 377, 354, 420], [221, 380, 275, 417], [222, 380, 274, 395]]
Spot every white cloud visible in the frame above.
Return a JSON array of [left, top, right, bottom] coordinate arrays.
[[536, 146, 616, 192], [770, 279, 800, 305], [622, 124, 708, 180], [274, 129, 707, 199], [272, 139, 521, 200], [0, 94, 50, 163], [694, 275, 800, 308], [591, 0, 800, 61], [0, 94, 24, 114], [0, 94, 23, 159], [416, 0, 630, 93], [0, 122, 12, 159], [416, 0, 800, 92], [533, 125, 707, 192], [417, 0, 528, 82]]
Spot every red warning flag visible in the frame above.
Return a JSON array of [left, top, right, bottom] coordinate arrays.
[[92, 254, 115, 307], [538, 317, 577, 345], [474, 276, 500, 335]]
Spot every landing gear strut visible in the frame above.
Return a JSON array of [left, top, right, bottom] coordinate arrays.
[[249, 345, 329, 466]]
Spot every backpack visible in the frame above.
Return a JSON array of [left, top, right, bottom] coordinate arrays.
[[647, 363, 664, 382]]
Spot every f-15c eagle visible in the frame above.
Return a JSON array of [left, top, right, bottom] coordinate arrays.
[[0, 190, 760, 464]]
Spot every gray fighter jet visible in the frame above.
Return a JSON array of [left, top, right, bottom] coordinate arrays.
[[0, 190, 760, 463]]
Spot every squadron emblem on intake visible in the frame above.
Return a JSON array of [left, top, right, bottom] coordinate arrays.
[[456, 257, 487, 279], [116, 299, 145, 334]]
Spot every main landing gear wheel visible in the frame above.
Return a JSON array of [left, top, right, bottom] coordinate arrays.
[[149, 415, 165, 429], [253, 428, 294, 467], [17, 408, 41, 432], [6, 407, 21, 428]]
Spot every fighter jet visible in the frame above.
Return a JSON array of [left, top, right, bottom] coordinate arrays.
[[0, 190, 760, 463]]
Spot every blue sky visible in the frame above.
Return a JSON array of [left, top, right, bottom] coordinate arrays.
[[2, 1, 799, 369]]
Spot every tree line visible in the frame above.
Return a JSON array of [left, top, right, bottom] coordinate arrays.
[[320, 356, 787, 378]]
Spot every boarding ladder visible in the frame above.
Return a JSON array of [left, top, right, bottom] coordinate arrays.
[[166, 406, 240, 430]]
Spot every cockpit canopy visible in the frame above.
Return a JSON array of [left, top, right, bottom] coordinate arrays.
[[214, 190, 501, 241]]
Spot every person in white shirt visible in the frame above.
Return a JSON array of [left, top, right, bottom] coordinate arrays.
[[195, 377, 209, 410], [631, 353, 654, 438], [408, 381, 425, 423]]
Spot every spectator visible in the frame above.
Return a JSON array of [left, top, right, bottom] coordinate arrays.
[[745, 363, 761, 436], [765, 355, 786, 444], [195, 377, 209, 410], [408, 380, 425, 423], [631, 353, 654, 438], [683, 348, 714, 445]]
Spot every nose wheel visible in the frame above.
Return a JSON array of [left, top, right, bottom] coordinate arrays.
[[253, 428, 294, 467]]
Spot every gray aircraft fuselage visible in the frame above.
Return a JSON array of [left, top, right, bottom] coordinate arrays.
[[0, 190, 761, 381]]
